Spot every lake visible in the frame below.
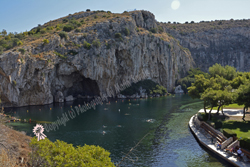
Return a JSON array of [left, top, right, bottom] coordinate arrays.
[[5, 95, 232, 166]]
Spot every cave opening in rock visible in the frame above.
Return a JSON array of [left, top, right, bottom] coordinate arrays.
[[61, 72, 100, 97]]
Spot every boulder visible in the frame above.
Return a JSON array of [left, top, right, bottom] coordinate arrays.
[[175, 85, 184, 94], [55, 91, 64, 103], [117, 94, 126, 98], [65, 95, 74, 102]]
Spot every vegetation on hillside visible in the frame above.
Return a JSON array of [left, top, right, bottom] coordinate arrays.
[[162, 18, 250, 34], [29, 137, 115, 167], [0, 9, 182, 59], [0, 10, 131, 54]]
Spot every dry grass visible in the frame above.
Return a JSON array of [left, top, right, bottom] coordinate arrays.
[[0, 114, 32, 167], [0, 149, 17, 167]]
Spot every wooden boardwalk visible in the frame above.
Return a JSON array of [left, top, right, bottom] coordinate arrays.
[[189, 114, 250, 167]]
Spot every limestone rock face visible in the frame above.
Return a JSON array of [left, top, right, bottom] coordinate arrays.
[[165, 27, 250, 72], [0, 10, 193, 107], [55, 91, 64, 103]]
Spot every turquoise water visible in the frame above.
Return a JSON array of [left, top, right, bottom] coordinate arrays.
[[5, 95, 232, 166]]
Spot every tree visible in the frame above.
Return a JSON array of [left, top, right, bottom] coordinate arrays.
[[29, 137, 115, 167], [177, 68, 209, 93], [209, 63, 237, 81], [188, 74, 209, 113], [1, 29, 7, 37], [235, 81, 250, 121]]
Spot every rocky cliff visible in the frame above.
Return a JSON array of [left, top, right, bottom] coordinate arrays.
[[163, 20, 250, 72], [0, 10, 193, 107]]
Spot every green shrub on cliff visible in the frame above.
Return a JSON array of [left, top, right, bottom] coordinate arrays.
[[115, 33, 123, 41], [124, 27, 130, 36], [29, 137, 115, 167], [83, 41, 91, 50], [54, 51, 67, 59], [43, 39, 49, 45], [58, 31, 68, 39], [149, 28, 157, 33], [92, 39, 101, 48], [63, 24, 74, 32], [18, 48, 25, 55]]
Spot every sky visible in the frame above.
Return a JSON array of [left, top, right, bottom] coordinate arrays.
[[0, 0, 249, 33]]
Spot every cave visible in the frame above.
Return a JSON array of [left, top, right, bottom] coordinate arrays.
[[61, 72, 100, 97]]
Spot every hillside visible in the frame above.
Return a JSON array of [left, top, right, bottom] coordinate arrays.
[[0, 10, 193, 107], [161, 19, 250, 72]]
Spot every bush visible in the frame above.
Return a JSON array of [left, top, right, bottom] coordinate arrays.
[[43, 39, 49, 45], [158, 26, 164, 33], [124, 27, 130, 36], [12, 80, 16, 86], [54, 51, 67, 59], [223, 128, 237, 138], [63, 24, 74, 32], [83, 41, 91, 50], [58, 31, 68, 39], [238, 138, 250, 150], [17, 41, 23, 46], [15, 33, 24, 40], [115, 33, 122, 40], [149, 28, 157, 33], [92, 39, 101, 48], [40, 28, 46, 34], [0, 46, 3, 55], [150, 85, 167, 95], [46, 26, 53, 30], [94, 15, 98, 19], [62, 18, 69, 23], [75, 28, 81, 32], [29, 137, 115, 167], [28, 30, 35, 35], [18, 48, 25, 54]]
